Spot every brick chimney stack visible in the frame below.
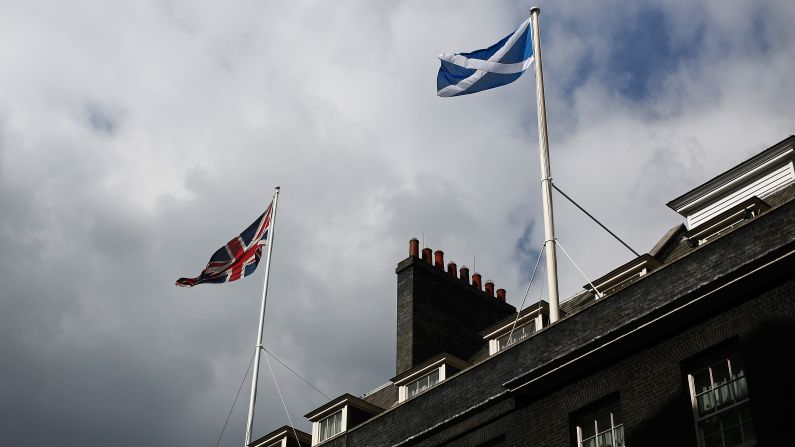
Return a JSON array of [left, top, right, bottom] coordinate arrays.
[[396, 239, 515, 374]]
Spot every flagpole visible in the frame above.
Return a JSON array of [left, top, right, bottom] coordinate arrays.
[[529, 7, 561, 323], [244, 186, 281, 447]]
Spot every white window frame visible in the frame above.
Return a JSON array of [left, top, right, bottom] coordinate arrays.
[[574, 406, 624, 447], [686, 353, 755, 447], [398, 365, 445, 402], [311, 407, 346, 446], [488, 315, 543, 355]]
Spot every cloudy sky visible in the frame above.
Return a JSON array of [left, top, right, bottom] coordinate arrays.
[[1, 0, 793, 445]]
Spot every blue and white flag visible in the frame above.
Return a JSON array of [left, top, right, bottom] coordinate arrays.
[[437, 18, 534, 97]]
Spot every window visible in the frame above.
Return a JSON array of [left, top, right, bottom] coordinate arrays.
[[687, 352, 755, 447], [496, 323, 535, 350], [317, 410, 343, 443], [394, 354, 469, 402], [406, 368, 440, 399], [574, 404, 625, 447]]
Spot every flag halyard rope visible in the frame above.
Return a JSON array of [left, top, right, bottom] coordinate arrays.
[[263, 351, 302, 446], [263, 348, 331, 400], [506, 243, 546, 345], [215, 351, 256, 447]]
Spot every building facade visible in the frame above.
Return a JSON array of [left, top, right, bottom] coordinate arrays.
[[256, 136, 795, 447]]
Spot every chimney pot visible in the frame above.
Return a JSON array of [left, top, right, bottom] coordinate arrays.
[[496, 288, 507, 302], [472, 273, 482, 290], [421, 248, 432, 264], [409, 238, 419, 258], [447, 261, 457, 276], [459, 266, 470, 284], [484, 280, 495, 297], [434, 250, 444, 269]]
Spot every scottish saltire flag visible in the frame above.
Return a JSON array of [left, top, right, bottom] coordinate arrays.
[[437, 17, 534, 97], [176, 202, 273, 287]]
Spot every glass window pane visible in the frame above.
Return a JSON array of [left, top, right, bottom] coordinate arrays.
[[699, 417, 721, 439], [733, 376, 748, 400], [714, 382, 734, 408], [738, 403, 752, 422], [711, 361, 731, 385], [718, 409, 741, 430], [580, 421, 596, 439], [429, 369, 440, 385], [597, 430, 613, 447], [595, 411, 612, 431], [722, 424, 742, 446], [729, 356, 745, 378], [614, 425, 625, 447], [693, 369, 712, 394], [741, 420, 755, 441], [697, 391, 714, 414], [703, 432, 723, 447]]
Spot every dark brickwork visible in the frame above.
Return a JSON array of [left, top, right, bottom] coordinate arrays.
[[318, 197, 794, 447], [395, 257, 515, 375]]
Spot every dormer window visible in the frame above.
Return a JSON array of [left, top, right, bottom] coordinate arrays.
[[496, 322, 536, 351], [406, 369, 440, 399], [482, 301, 549, 356], [586, 255, 662, 299], [304, 395, 383, 445], [685, 196, 770, 247], [393, 353, 469, 403], [317, 410, 343, 443], [250, 425, 312, 447], [667, 137, 793, 229]]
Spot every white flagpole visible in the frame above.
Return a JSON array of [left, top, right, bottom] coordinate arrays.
[[244, 186, 281, 447], [529, 7, 561, 323]]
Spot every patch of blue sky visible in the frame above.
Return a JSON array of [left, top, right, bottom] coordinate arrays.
[[514, 221, 544, 280], [602, 7, 701, 101], [86, 106, 116, 135]]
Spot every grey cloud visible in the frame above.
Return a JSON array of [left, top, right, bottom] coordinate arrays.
[[1, 1, 794, 446]]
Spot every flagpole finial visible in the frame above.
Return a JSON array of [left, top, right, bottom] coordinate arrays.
[[530, 6, 540, 15]]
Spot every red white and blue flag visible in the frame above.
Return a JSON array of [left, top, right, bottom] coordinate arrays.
[[176, 202, 273, 287]]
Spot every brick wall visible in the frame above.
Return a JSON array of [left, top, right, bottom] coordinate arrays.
[[395, 257, 515, 375]]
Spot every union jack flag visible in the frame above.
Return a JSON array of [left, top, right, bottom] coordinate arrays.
[[176, 202, 273, 287]]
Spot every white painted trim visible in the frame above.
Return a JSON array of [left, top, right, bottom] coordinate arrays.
[[312, 408, 345, 446], [673, 148, 793, 215], [488, 339, 500, 356], [398, 366, 444, 402], [482, 308, 543, 339], [686, 162, 793, 228], [394, 359, 446, 385]]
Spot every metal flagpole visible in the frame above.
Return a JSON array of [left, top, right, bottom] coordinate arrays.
[[244, 186, 281, 447], [529, 7, 561, 323]]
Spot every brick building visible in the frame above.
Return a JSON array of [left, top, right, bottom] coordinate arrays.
[[252, 136, 795, 447]]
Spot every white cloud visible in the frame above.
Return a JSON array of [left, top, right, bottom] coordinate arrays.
[[0, 1, 793, 445]]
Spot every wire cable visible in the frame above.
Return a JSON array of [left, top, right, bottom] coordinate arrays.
[[263, 351, 302, 445], [555, 238, 602, 297], [263, 348, 331, 400], [551, 182, 640, 257], [506, 244, 545, 345], [215, 350, 256, 447]]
